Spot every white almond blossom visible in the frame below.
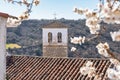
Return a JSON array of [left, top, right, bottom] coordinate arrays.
[[116, 65, 120, 71], [80, 66, 95, 76], [33, 0, 40, 6], [87, 68, 96, 77], [84, 11, 101, 34], [70, 36, 85, 45], [107, 68, 120, 80], [97, 2, 103, 12], [80, 61, 96, 77], [85, 61, 93, 67], [84, 10, 97, 19], [74, 0, 120, 28], [86, 18, 100, 26], [74, 0, 120, 80], [19, 12, 29, 20], [101, 2, 112, 16], [7, 17, 21, 27], [110, 30, 120, 41], [100, 1, 120, 24], [107, 58, 120, 80], [82, 36, 85, 43], [71, 47, 76, 52], [94, 74, 102, 80], [80, 67, 89, 75], [73, 7, 98, 19], [5, 0, 40, 27], [103, 15, 116, 24], [89, 24, 100, 34], [96, 42, 109, 50], [115, 17, 120, 24], [109, 58, 120, 72], [73, 7, 85, 15], [98, 49, 110, 57], [110, 58, 120, 66], [7, 12, 29, 27], [112, 8, 120, 16], [96, 42, 110, 57]]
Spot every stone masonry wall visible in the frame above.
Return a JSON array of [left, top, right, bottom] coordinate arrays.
[[43, 45, 67, 57]]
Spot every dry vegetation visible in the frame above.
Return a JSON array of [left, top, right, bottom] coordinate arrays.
[[7, 19, 120, 58]]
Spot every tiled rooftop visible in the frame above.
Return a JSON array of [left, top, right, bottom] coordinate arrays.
[[6, 56, 112, 80]]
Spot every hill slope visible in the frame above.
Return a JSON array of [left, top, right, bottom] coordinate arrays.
[[7, 19, 120, 58]]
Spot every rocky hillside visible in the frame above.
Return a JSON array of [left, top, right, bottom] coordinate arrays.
[[7, 19, 120, 58]]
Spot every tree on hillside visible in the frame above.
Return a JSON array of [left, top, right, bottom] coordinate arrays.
[[71, 0, 120, 80]]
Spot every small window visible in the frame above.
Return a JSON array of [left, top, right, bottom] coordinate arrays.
[[57, 32, 62, 43], [48, 32, 52, 43]]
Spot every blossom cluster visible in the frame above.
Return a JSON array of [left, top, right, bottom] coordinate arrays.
[[80, 58, 120, 80], [73, 0, 120, 40], [71, 47, 76, 52], [80, 61, 96, 77], [82, 60, 118, 80], [70, 36, 85, 45], [73, 8, 100, 34], [6, 0, 40, 27], [107, 58, 120, 80], [73, 0, 120, 80], [99, 0, 120, 24], [86, 18, 100, 34], [96, 42, 110, 57], [7, 12, 29, 27], [7, 18, 21, 27], [110, 30, 120, 41], [96, 42, 120, 79], [6, 0, 40, 6], [107, 68, 120, 80]]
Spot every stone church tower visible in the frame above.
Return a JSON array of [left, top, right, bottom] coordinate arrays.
[[42, 22, 68, 57]]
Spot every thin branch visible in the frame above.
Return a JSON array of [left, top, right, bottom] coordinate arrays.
[[27, 0, 34, 13], [73, 51, 81, 57], [7, 0, 35, 14], [107, 49, 120, 62], [110, 0, 116, 9], [9, 15, 18, 19], [86, 34, 99, 42], [12, 1, 22, 5]]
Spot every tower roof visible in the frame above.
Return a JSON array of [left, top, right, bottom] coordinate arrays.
[[43, 21, 68, 28]]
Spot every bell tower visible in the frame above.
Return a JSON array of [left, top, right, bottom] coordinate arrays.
[[42, 22, 68, 57]]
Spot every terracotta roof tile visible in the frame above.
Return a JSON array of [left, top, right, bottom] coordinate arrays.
[[0, 12, 9, 18], [42, 21, 68, 28], [6, 56, 112, 80]]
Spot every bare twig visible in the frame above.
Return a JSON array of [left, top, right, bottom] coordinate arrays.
[[7, 0, 35, 14], [9, 15, 18, 19], [86, 34, 100, 42], [110, 0, 116, 9], [73, 51, 81, 57], [107, 49, 120, 62]]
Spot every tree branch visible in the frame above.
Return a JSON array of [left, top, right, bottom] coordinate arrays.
[[73, 51, 81, 57], [86, 34, 100, 42], [107, 49, 120, 62]]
